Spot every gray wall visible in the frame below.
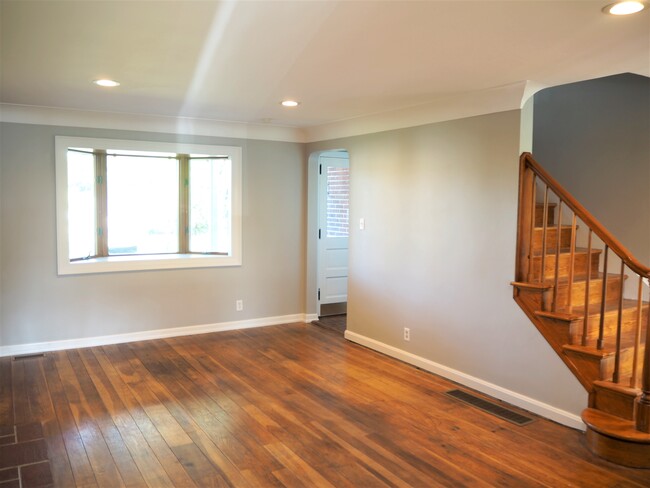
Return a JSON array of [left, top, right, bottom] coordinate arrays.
[[0, 123, 306, 346], [533, 73, 650, 264], [307, 110, 586, 415]]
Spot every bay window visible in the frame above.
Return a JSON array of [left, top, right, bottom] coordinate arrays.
[[55, 137, 242, 274]]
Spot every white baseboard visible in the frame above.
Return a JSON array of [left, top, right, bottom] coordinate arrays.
[[304, 313, 319, 322], [0, 313, 311, 358], [344, 330, 585, 431]]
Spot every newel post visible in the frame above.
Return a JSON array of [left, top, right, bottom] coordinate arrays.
[[636, 294, 650, 433], [515, 154, 535, 283]]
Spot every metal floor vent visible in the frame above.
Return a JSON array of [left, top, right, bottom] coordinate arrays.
[[445, 389, 535, 426], [13, 352, 46, 361]]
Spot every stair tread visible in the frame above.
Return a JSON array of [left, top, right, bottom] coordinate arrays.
[[582, 408, 650, 443], [530, 246, 601, 257], [514, 272, 622, 288], [564, 342, 644, 357], [533, 224, 573, 230], [554, 272, 624, 284], [536, 310, 581, 321], [511, 281, 553, 290], [593, 380, 642, 397], [558, 299, 648, 316], [563, 344, 617, 358], [536, 299, 647, 321]]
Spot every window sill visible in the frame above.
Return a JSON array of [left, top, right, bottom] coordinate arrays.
[[58, 253, 241, 275]]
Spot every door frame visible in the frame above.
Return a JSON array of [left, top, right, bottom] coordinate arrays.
[[306, 148, 350, 320], [317, 151, 350, 316]]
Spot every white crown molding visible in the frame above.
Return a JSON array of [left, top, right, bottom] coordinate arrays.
[[0, 313, 311, 358], [0, 103, 308, 143], [303, 81, 530, 143], [344, 330, 586, 431], [1, 81, 539, 144]]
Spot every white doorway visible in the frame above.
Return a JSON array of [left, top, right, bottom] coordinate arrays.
[[317, 151, 349, 317]]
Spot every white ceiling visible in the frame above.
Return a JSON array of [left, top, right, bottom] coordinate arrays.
[[1, 0, 649, 131]]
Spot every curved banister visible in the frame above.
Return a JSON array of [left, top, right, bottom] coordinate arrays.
[[520, 152, 650, 278]]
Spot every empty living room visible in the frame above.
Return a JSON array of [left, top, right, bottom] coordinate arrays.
[[1, 1, 649, 486]]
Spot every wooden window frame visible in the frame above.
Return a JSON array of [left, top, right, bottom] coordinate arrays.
[[55, 136, 242, 275]]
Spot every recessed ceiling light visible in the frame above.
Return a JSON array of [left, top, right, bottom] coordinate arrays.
[[93, 79, 120, 87], [603, 1, 646, 15], [281, 100, 300, 107]]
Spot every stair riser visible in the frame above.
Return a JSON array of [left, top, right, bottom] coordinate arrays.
[[584, 428, 650, 468], [565, 346, 645, 386], [534, 204, 555, 227], [562, 349, 605, 386], [555, 277, 623, 308], [592, 385, 639, 421], [531, 227, 572, 253], [569, 306, 648, 348], [600, 349, 638, 386], [529, 252, 600, 282]]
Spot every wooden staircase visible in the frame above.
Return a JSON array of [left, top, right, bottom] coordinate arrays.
[[512, 153, 650, 468]]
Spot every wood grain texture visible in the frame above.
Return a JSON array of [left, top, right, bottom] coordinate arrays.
[[514, 153, 650, 465], [4, 323, 650, 486]]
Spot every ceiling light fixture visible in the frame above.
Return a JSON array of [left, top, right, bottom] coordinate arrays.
[[603, 1, 646, 15], [93, 79, 120, 87], [281, 100, 300, 107]]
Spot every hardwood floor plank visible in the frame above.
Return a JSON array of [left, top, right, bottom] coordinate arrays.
[[222, 331, 507, 487], [103, 343, 231, 487], [76, 348, 175, 488], [52, 350, 129, 488], [139, 339, 290, 487], [0, 358, 13, 428], [10, 360, 29, 426], [189, 331, 511, 487], [264, 442, 336, 488], [23, 359, 76, 488], [7, 323, 650, 487], [92, 346, 197, 488], [42, 354, 99, 488], [242, 325, 650, 487], [66, 349, 147, 488], [168, 335, 382, 487], [124, 342, 254, 487], [303, 329, 650, 485]]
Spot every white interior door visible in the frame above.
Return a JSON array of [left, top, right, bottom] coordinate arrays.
[[318, 152, 349, 314]]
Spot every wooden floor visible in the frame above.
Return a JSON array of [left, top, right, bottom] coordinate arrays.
[[312, 314, 347, 335], [2, 323, 650, 487]]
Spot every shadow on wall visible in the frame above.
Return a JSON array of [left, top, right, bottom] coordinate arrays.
[[532, 73, 650, 265]]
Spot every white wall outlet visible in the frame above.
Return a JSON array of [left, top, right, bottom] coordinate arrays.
[[359, 217, 365, 230], [236, 299, 243, 311], [404, 327, 410, 341]]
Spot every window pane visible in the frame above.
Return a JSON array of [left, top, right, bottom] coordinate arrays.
[[189, 158, 231, 254], [107, 154, 179, 255], [67, 149, 96, 259], [326, 166, 349, 237]]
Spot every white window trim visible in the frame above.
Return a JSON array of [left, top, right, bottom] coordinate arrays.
[[55, 136, 242, 275]]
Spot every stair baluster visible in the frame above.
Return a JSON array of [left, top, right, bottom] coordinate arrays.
[[638, 309, 650, 432], [581, 230, 593, 346], [613, 260, 625, 383], [567, 213, 577, 312], [552, 203, 563, 312], [632, 276, 644, 388], [527, 175, 537, 282], [597, 246, 609, 350], [512, 152, 650, 466], [540, 186, 549, 283]]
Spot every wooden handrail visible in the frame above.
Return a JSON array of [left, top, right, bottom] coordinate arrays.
[[516, 152, 650, 435], [520, 153, 650, 278]]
